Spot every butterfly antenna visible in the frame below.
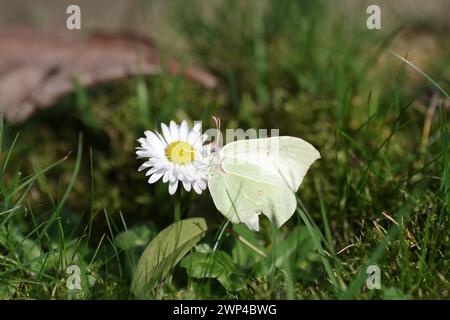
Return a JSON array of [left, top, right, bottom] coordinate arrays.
[[212, 116, 221, 149]]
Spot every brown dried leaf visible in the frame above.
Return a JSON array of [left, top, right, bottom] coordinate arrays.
[[0, 28, 217, 122]]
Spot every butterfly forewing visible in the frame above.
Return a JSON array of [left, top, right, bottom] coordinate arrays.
[[222, 136, 320, 191]]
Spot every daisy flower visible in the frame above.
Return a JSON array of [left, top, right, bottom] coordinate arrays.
[[136, 120, 209, 195]]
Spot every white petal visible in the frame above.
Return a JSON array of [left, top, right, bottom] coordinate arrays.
[[161, 123, 172, 144], [170, 121, 179, 141], [145, 167, 159, 176], [148, 158, 169, 167], [188, 131, 200, 144], [168, 180, 178, 195], [148, 171, 165, 184], [245, 214, 260, 232], [180, 120, 188, 141], [138, 162, 152, 172], [136, 149, 163, 159], [156, 132, 168, 147], [137, 137, 148, 146], [135, 150, 151, 159], [144, 130, 166, 151], [162, 170, 170, 183], [184, 164, 196, 180], [197, 179, 207, 190], [192, 122, 201, 133], [182, 180, 192, 192], [192, 182, 202, 194]]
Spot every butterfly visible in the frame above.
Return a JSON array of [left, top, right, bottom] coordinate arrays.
[[208, 117, 320, 231]]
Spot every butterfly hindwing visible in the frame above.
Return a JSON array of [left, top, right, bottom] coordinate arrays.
[[208, 159, 297, 227]]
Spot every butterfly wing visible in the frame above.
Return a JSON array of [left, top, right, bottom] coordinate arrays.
[[208, 136, 320, 229], [208, 159, 297, 228], [221, 136, 321, 192]]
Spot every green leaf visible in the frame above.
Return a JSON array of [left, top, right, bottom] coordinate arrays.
[[181, 250, 239, 279], [115, 225, 153, 251], [132, 218, 208, 298], [382, 287, 413, 300], [272, 226, 316, 268], [181, 250, 246, 291], [252, 226, 316, 278], [231, 224, 260, 268], [181, 252, 224, 278], [217, 273, 246, 291], [0, 281, 17, 299]]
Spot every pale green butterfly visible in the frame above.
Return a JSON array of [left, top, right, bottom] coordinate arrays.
[[208, 117, 320, 231]]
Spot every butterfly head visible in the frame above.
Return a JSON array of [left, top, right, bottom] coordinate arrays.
[[206, 116, 226, 173]]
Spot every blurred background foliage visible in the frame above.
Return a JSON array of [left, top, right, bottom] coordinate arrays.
[[0, 0, 449, 299]]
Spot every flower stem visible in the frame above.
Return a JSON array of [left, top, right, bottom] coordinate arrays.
[[174, 198, 181, 222]]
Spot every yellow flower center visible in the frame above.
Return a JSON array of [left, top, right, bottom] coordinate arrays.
[[166, 141, 195, 164]]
